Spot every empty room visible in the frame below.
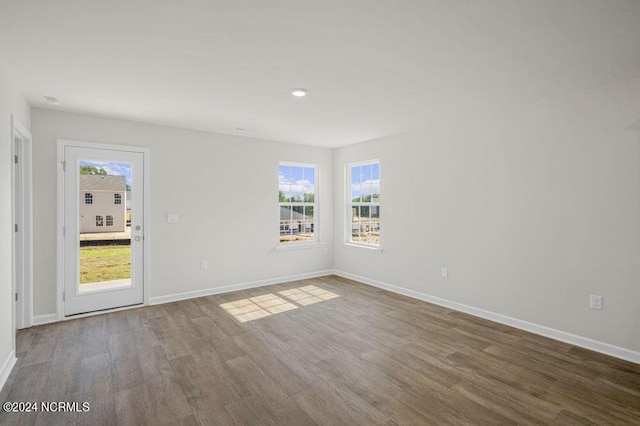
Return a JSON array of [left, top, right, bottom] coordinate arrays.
[[1, 1, 639, 424]]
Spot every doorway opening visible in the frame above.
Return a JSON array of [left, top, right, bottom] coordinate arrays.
[[58, 141, 149, 317], [12, 117, 33, 330]]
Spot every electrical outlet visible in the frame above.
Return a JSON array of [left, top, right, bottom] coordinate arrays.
[[441, 267, 448, 278], [200, 260, 208, 271], [590, 295, 602, 310]]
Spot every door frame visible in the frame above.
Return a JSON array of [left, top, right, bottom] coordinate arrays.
[[12, 116, 33, 329], [56, 139, 151, 320]]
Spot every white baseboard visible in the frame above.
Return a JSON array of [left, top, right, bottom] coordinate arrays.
[[149, 270, 335, 305], [30, 271, 335, 324], [0, 350, 17, 392], [333, 270, 640, 365], [33, 314, 59, 326]]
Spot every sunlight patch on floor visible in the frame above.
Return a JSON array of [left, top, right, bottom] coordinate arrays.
[[220, 285, 340, 323], [220, 293, 298, 323], [278, 285, 340, 306]]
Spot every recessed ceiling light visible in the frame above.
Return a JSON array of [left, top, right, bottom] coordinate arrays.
[[291, 88, 309, 97], [44, 96, 62, 105]]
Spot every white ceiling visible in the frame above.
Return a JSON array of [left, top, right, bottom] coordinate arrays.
[[1, 0, 639, 148]]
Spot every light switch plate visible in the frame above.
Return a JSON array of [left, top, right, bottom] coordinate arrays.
[[167, 213, 178, 223]]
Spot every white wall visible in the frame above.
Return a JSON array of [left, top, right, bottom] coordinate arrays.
[[0, 63, 30, 377], [334, 77, 640, 354], [25, 76, 640, 359], [31, 109, 333, 317]]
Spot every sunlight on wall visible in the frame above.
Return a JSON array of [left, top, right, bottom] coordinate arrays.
[[220, 285, 340, 323]]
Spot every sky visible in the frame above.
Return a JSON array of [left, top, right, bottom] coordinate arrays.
[[279, 165, 315, 198], [278, 163, 380, 199], [80, 160, 132, 187], [351, 163, 380, 198]]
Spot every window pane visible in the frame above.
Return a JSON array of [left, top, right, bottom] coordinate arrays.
[[303, 167, 315, 202], [279, 206, 294, 243], [304, 206, 315, 240], [351, 206, 362, 242], [279, 164, 290, 180], [351, 186, 361, 203], [351, 165, 361, 202], [361, 164, 372, 183], [371, 163, 380, 181], [360, 218, 371, 243], [280, 165, 296, 202], [284, 185, 296, 202], [351, 166, 361, 185], [279, 165, 291, 201], [305, 205, 314, 218], [302, 206, 314, 241], [290, 166, 303, 201], [371, 205, 380, 219], [371, 163, 380, 202], [372, 206, 380, 243], [283, 166, 302, 202], [283, 205, 302, 242], [363, 182, 374, 202], [351, 166, 360, 202], [351, 215, 361, 242], [290, 166, 303, 182]]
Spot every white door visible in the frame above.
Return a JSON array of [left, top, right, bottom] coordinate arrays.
[[63, 145, 145, 316]]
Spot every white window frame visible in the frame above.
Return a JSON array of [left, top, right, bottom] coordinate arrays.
[[114, 193, 122, 204], [96, 215, 104, 227], [85, 192, 93, 204], [106, 215, 114, 226], [277, 161, 320, 249], [345, 159, 382, 251]]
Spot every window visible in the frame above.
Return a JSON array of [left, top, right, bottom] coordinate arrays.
[[96, 215, 104, 227], [348, 160, 380, 246], [114, 193, 122, 204], [106, 215, 114, 226], [278, 162, 317, 244], [85, 193, 93, 204]]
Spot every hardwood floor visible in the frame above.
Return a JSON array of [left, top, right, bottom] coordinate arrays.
[[1, 275, 639, 425]]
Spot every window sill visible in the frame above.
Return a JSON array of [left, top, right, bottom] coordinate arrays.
[[274, 241, 327, 252], [342, 242, 384, 254]]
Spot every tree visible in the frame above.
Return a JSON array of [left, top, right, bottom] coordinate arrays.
[[353, 194, 380, 203], [279, 191, 315, 203], [80, 165, 107, 175]]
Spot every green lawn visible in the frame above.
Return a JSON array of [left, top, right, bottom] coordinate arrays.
[[80, 245, 131, 284]]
